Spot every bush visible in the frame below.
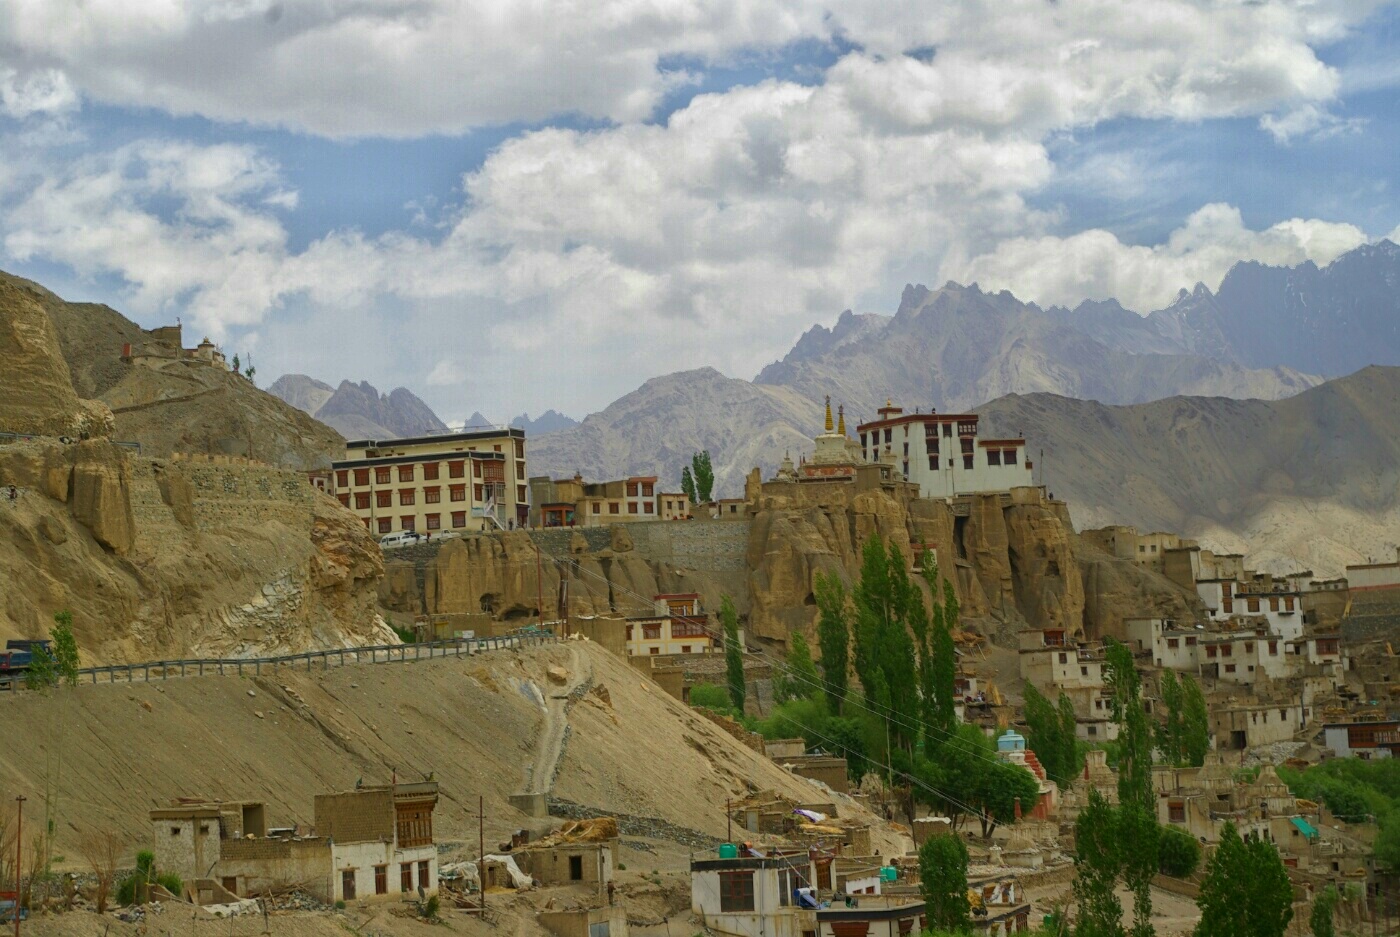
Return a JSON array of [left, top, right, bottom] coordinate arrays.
[[156, 873, 183, 897], [688, 683, 735, 715], [335, 899, 346, 910], [1158, 825, 1201, 877], [423, 895, 440, 920]]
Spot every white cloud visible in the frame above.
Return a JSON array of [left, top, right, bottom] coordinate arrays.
[[0, 0, 1390, 415], [424, 359, 463, 387], [0, 67, 78, 118], [0, 0, 1374, 136], [954, 204, 1370, 313]]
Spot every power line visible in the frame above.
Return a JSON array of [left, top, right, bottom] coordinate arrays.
[[536, 536, 1018, 774]]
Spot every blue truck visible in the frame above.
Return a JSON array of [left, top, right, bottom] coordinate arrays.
[[0, 639, 54, 690]]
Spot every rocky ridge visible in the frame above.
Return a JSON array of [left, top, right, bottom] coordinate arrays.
[[381, 477, 1201, 652]]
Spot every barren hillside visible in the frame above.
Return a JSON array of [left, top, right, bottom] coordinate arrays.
[[4, 271, 342, 470], [0, 641, 908, 864]]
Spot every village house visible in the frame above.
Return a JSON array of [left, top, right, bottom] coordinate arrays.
[[1323, 718, 1400, 760], [1209, 697, 1305, 751], [1018, 630, 1115, 735], [529, 474, 691, 527], [815, 896, 926, 937], [625, 593, 717, 656], [150, 781, 440, 904], [334, 427, 529, 533], [538, 906, 631, 937], [691, 849, 819, 937], [1081, 526, 1197, 575]]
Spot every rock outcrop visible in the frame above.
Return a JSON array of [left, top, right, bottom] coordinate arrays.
[[383, 481, 1190, 652], [0, 276, 110, 438], [0, 438, 392, 663]]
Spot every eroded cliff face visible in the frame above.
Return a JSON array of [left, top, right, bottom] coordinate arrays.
[[386, 481, 1174, 650], [0, 439, 392, 663], [0, 277, 113, 439]]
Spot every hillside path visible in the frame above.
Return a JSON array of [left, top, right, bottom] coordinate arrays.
[[525, 643, 590, 794]]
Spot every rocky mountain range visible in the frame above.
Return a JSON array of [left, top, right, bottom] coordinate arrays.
[[269, 374, 448, 440], [754, 280, 1320, 421], [977, 366, 1400, 578]]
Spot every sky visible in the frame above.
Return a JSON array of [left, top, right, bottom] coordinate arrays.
[[3, 1, 1400, 422]]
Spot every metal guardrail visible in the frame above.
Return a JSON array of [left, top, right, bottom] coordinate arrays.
[[0, 631, 563, 691]]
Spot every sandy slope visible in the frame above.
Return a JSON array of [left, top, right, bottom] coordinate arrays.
[[0, 640, 906, 865]]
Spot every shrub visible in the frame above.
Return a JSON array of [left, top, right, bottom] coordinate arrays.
[[423, 895, 440, 920], [156, 873, 183, 897], [335, 900, 347, 910], [1158, 825, 1201, 878], [688, 683, 734, 715]]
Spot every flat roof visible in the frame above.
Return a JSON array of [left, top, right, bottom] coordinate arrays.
[[332, 450, 505, 469], [345, 426, 524, 448]]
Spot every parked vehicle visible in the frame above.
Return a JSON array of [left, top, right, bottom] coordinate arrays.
[[378, 531, 423, 549], [0, 638, 53, 689], [0, 892, 26, 923]]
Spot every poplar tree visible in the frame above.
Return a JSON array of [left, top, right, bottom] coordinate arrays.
[[852, 537, 918, 751], [775, 633, 820, 703], [814, 571, 850, 713], [1157, 670, 1186, 765], [691, 451, 715, 503], [1073, 789, 1125, 937], [680, 466, 696, 506], [720, 595, 745, 714], [1104, 639, 1157, 937], [1182, 674, 1211, 767]]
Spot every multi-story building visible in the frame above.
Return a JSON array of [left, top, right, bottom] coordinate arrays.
[[626, 594, 717, 656], [332, 427, 528, 535], [529, 474, 691, 527], [856, 401, 1033, 498]]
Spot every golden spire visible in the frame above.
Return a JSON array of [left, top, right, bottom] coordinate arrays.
[[837, 404, 846, 436], [824, 394, 833, 432]]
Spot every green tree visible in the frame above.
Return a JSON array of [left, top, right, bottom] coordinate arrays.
[[1056, 692, 1082, 782], [851, 537, 919, 752], [680, 466, 697, 506], [918, 833, 971, 933], [25, 642, 56, 691], [231, 353, 241, 372], [1194, 822, 1293, 937], [775, 633, 820, 703], [1157, 825, 1201, 878], [691, 451, 715, 503], [918, 554, 958, 744], [814, 572, 850, 713], [50, 610, 79, 687], [1103, 639, 1156, 936], [1157, 670, 1185, 766], [1073, 789, 1125, 937], [1181, 675, 1210, 767], [1024, 682, 1078, 785], [1309, 885, 1338, 937], [720, 595, 745, 714]]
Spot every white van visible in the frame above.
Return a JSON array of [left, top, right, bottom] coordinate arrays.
[[378, 531, 422, 549]]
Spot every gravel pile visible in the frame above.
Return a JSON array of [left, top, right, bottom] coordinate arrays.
[[549, 797, 720, 848]]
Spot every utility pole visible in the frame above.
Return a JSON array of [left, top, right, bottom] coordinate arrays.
[[478, 795, 486, 909], [14, 795, 24, 937], [726, 798, 731, 845]]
